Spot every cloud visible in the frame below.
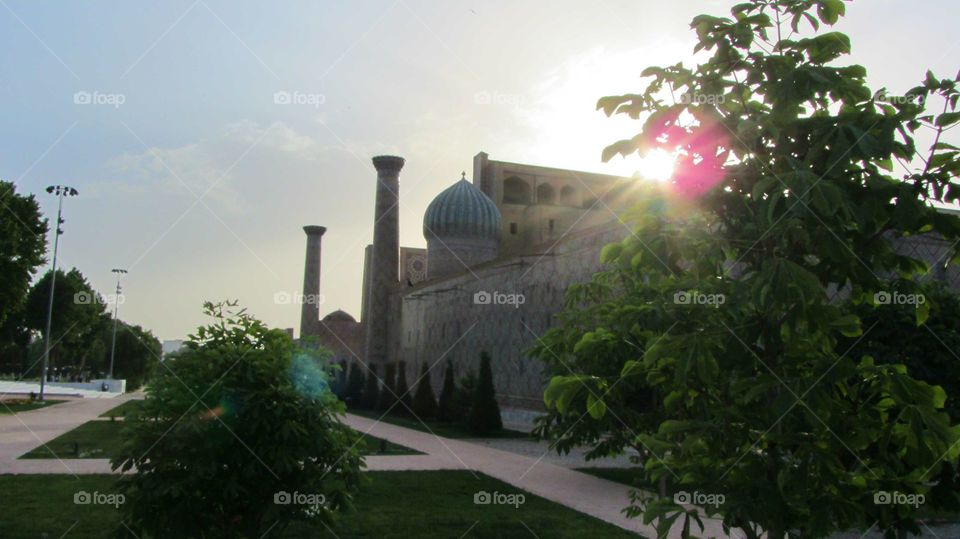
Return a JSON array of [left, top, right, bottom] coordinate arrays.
[[105, 120, 334, 210]]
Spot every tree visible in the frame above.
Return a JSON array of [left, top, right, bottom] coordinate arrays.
[[534, 1, 960, 537], [412, 362, 438, 419], [24, 268, 106, 376], [467, 352, 502, 435], [0, 181, 47, 328], [361, 363, 379, 409], [395, 361, 412, 415], [345, 362, 365, 406], [377, 362, 397, 412], [437, 359, 457, 422], [113, 301, 363, 538], [108, 321, 161, 390]]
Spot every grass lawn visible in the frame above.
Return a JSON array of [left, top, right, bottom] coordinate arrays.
[[348, 408, 530, 439], [0, 472, 640, 539], [20, 419, 420, 459], [0, 398, 66, 414], [99, 399, 145, 418]]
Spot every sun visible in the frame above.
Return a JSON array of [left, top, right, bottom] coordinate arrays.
[[633, 149, 676, 181]]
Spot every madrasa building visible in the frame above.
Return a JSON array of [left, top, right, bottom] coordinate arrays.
[[297, 152, 960, 428]]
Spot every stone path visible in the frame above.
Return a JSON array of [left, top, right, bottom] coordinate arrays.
[[0, 393, 137, 474], [343, 413, 746, 538]]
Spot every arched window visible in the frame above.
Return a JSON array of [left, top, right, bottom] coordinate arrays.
[[560, 185, 577, 206], [536, 183, 556, 205], [502, 176, 531, 204]]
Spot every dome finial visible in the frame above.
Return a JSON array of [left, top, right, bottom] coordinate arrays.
[[461, 171, 466, 181]]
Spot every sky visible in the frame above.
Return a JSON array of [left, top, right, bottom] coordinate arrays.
[[1, 0, 957, 341]]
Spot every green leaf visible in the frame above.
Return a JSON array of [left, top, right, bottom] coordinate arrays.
[[586, 393, 607, 419], [936, 112, 960, 128], [817, 0, 845, 25], [831, 314, 863, 337]]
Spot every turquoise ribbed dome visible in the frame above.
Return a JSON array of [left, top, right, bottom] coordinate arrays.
[[423, 177, 501, 240]]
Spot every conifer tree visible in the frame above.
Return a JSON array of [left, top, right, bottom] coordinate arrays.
[[467, 351, 501, 434], [412, 362, 438, 419]]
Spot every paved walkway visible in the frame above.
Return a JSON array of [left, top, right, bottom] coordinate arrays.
[[343, 413, 747, 538], [0, 380, 124, 399], [0, 393, 137, 475]]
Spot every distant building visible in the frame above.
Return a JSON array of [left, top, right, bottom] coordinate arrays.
[[298, 152, 960, 428], [161, 339, 184, 359]]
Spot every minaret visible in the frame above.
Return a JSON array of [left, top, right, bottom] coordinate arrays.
[[299, 225, 326, 339], [364, 155, 404, 365]]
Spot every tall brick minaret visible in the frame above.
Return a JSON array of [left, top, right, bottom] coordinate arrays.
[[299, 225, 326, 339], [364, 155, 404, 365]]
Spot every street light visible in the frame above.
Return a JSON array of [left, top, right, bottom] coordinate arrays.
[[107, 268, 128, 380], [39, 185, 79, 401]]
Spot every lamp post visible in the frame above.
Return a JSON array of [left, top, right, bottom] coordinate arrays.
[[107, 268, 128, 380], [39, 185, 79, 401]]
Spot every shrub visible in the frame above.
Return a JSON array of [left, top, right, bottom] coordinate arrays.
[[361, 363, 379, 409], [112, 301, 363, 538], [467, 351, 502, 435], [377, 362, 397, 412], [394, 361, 412, 415], [437, 359, 457, 422], [411, 362, 438, 419]]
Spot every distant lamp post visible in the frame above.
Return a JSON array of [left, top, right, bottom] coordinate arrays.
[[39, 185, 79, 401], [107, 268, 128, 380]]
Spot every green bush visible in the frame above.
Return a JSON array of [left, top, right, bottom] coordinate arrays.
[[411, 362, 438, 419], [112, 301, 363, 538], [361, 363, 380, 410], [395, 361, 412, 415], [467, 351, 502, 435], [437, 359, 457, 422]]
